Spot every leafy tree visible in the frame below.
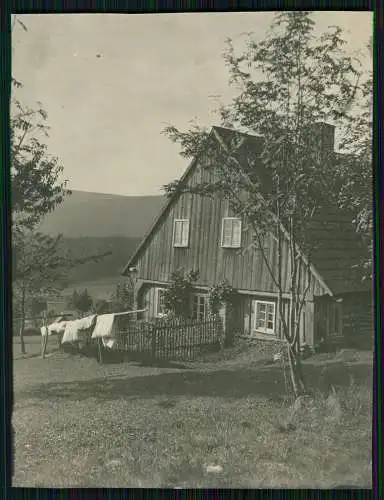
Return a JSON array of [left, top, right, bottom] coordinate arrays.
[[11, 19, 111, 352], [11, 18, 70, 352], [30, 297, 47, 316], [11, 78, 70, 230], [93, 299, 112, 315], [162, 12, 370, 397], [13, 231, 67, 352], [91, 279, 135, 315], [208, 280, 237, 315], [11, 16, 70, 231], [68, 289, 93, 317], [334, 40, 372, 278], [12, 228, 111, 353], [113, 279, 135, 311]]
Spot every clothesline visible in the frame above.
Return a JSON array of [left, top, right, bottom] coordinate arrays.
[[41, 308, 148, 342], [13, 314, 73, 322], [40, 308, 148, 360], [112, 308, 147, 317], [14, 309, 148, 323]]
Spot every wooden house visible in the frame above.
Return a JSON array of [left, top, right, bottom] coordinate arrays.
[[122, 125, 372, 349]]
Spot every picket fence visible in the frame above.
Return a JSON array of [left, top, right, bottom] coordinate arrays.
[[114, 314, 223, 361]]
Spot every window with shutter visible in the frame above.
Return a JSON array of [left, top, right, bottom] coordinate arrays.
[[173, 219, 189, 247], [221, 218, 242, 248]]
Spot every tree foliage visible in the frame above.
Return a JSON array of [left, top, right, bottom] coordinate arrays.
[[208, 280, 237, 315], [11, 16, 69, 230], [11, 20, 113, 352], [162, 268, 199, 318], [11, 81, 71, 230], [335, 54, 372, 277], [113, 279, 135, 310], [162, 12, 371, 397], [92, 279, 135, 315], [12, 227, 112, 352], [67, 289, 93, 316]]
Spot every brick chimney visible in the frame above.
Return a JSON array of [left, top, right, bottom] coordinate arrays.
[[307, 122, 335, 152]]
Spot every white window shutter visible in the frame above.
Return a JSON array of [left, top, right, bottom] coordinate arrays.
[[222, 218, 232, 246], [174, 221, 181, 246], [232, 219, 242, 247], [182, 219, 189, 246], [174, 219, 189, 247], [222, 218, 242, 247]]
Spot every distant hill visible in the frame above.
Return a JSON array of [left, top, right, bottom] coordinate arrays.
[[36, 191, 164, 290], [39, 190, 165, 238], [59, 236, 142, 287]]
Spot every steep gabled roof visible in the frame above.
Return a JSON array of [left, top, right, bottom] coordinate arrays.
[[121, 128, 217, 276], [122, 126, 263, 276], [122, 126, 370, 296]]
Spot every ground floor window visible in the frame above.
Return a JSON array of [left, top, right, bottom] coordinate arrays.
[[192, 294, 209, 321], [155, 288, 167, 317], [254, 300, 276, 334]]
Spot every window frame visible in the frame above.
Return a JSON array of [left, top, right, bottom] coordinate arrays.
[[221, 217, 242, 248], [253, 299, 276, 335], [191, 293, 209, 321], [154, 287, 168, 318], [173, 218, 190, 248]]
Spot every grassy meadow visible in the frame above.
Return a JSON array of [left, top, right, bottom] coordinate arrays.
[[13, 336, 372, 488]]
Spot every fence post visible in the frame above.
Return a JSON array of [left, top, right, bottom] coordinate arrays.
[[151, 325, 157, 361], [97, 338, 103, 364], [216, 313, 224, 350]]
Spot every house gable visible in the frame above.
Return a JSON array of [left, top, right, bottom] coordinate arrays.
[[123, 126, 369, 298]]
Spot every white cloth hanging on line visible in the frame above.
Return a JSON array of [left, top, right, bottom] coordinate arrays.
[[40, 319, 67, 337], [61, 315, 97, 344], [91, 314, 117, 349]]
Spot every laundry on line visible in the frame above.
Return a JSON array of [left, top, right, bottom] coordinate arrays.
[[61, 315, 97, 344], [40, 317, 68, 337], [39, 309, 145, 350], [92, 314, 118, 349]]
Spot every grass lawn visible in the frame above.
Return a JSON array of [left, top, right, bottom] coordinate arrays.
[[13, 336, 372, 488]]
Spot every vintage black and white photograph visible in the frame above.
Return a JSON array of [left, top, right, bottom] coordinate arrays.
[[12, 11, 373, 488]]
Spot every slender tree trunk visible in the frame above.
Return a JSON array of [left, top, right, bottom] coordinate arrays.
[[19, 285, 26, 354], [287, 215, 307, 398], [287, 343, 306, 398]]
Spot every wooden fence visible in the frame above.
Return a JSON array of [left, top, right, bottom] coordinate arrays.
[[115, 314, 223, 361]]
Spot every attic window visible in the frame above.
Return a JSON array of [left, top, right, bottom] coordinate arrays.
[[221, 217, 242, 248], [173, 219, 190, 247]]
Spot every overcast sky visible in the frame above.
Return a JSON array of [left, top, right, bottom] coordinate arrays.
[[12, 12, 372, 196]]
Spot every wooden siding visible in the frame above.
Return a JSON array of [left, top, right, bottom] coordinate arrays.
[[133, 160, 328, 298], [140, 284, 316, 345], [314, 291, 373, 348], [237, 294, 314, 345], [341, 292, 373, 349], [138, 285, 158, 320]]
